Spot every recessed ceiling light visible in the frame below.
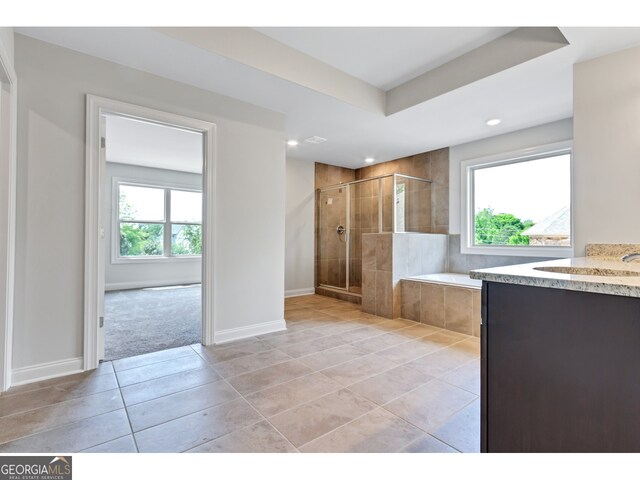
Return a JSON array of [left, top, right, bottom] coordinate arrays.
[[365, 157, 375, 164], [486, 118, 502, 126], [287, 140, 298, 147]]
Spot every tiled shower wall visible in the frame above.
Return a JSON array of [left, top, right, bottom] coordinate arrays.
[[361, 233, 448, 318], [315, 164, 355, 290], [315, 148, 450, 297], [355, 148, 449, 234]]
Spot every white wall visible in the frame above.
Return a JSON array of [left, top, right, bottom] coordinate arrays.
[[573, 45, 640, 255], [285, 157, 315, 296], [13, 34, 286, 372], [449, 118, 574, 234], [0, 28, 14, 68], [105, 163, 202, 291]]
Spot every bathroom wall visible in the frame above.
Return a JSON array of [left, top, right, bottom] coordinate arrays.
[[104, 162, 202, 291], [13, 35, 286, 373], [447, 119, 573, 271], [573, 45, 640, 255], [285, 157, 315, 297]]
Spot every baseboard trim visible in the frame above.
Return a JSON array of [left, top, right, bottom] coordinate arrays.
[[213, 320, 287, 345], [11, 357, 84, 387], [106, 279, 201, 291], [284, 288, 315, 298]]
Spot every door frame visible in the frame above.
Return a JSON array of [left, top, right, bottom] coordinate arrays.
[[84, 95, 216, 371], [0, 40, 17, 392]]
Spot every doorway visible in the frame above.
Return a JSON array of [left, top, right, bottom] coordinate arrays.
[[0, 47, 17, 391], [103, 113, 204, 360], [85, 96, 216, 370]]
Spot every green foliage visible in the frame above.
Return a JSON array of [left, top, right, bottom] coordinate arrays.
[[119, 192, 201, 257], [475, 208, 534, 246], [120, 223, 163, 256], [171, 224, 202, 256]]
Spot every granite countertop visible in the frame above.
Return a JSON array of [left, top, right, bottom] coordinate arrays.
[[469, 248, 640, 298]]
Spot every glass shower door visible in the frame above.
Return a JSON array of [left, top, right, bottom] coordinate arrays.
[[318, 186, 348, 290]]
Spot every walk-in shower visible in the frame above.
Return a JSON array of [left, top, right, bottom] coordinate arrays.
[[317, 174, 433, 295]]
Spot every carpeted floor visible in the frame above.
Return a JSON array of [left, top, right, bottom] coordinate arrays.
[[104, 284, 201, 360]]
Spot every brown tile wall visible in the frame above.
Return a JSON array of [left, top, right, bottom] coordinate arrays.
[[314, 148, 450, 299], [400, 280, 481, 337], [361, 233, 448, 319], [315, 164, 356, 289]]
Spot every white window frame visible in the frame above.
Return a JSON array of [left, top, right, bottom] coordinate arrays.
[[112, 177, 202, 264], [460, 140, 573, 258]]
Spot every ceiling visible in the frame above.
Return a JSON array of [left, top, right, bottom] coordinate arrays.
[[105, 114, 203, 174], [15, 27, 640, 168], [253, 27, 516, 90]]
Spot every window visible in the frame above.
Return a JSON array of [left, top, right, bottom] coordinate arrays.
[[461, 141, 572, 257], [115, 180, 202, 261]]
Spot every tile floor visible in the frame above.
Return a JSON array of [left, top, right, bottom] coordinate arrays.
[[0, 294, 480, 453]]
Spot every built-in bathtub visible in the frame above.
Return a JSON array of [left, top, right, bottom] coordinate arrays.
[[401, 272, 482, 337], [407, 273, 482, 289]]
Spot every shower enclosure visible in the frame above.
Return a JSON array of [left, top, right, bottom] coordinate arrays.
[[317, 174, 432, 295]]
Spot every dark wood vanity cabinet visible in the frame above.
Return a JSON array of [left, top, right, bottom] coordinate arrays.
[[481, 281, 640, 452]]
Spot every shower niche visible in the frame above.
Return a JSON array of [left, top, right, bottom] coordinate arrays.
[[317, 174, 432, 297]]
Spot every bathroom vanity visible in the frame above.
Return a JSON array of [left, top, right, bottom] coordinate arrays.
[[471, 247, 640, 452]]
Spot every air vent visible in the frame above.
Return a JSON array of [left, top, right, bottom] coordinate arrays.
[[304, 136, 327, 145]]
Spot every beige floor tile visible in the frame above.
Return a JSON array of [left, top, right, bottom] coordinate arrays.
[[245, 372, 342, 417], [80, 435, 138, 453], [4, 367, 113, 397], [227, 360, 313, 395], [298, 344, 370, 371], [339, 326, 384, 343], [348, 365, 434, 405], [112, 346, 196, 372], [400, 434, 458, 453], [0, 373, 119, 418], [384, 379, 477, 433], [0, 389, 123, 445], [299, 408, 424, 452], [276, 334, 347, 358], [406, 345, 478, 378], [413, 330, 469, 348], [0, 409, 131, 453], [441, 360, 480, 395], [261, 329, 328, 349], [371, 319, 418, 332], [134, 398, 261, 453], [269, 389, 377, 447], [430, 399, 480, 453], [322, 353, 396, 386], [350, 332, 410, 353], [309, 321, 364, 336], [185, 420, 296, 453], [127, 380, 239, 432], [455, 337, 481, 355], [394, 323, 442, 339], [213, 349, 292, 378], [195, 341, 271, 365], [375, 339, 443, 365], [120, 366, 222, 406], [116, 355, 207, 387]]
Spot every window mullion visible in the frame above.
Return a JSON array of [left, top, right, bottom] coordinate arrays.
[[165, 188, 171, 257]]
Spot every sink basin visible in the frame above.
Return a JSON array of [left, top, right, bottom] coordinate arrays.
[[533, 266, 640, 277]]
